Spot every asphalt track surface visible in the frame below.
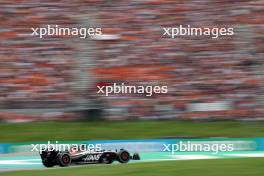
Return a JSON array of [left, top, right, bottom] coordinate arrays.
[[1, 151, 264, 172]]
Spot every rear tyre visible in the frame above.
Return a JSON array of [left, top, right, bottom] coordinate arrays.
[[58, 153, 71, 167], [117, 150, 130, 163], [42, 159, 54, 167]]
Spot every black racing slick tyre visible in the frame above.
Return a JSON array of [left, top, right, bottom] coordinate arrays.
[[42, 159, 54, 167], [117, 150, 130, 163], [58, 153, 71, 167]]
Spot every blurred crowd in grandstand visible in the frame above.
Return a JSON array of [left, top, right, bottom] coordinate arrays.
[[0, 0, 264, 122]]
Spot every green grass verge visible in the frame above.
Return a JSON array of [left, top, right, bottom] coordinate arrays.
[[1, 121, 264, 143], [2, 158, 264, 176]]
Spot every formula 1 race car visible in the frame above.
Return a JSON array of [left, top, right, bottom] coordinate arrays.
[[40, 148, 140, 167]]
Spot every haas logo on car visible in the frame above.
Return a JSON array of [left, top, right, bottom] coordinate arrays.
[[84, 154, 101, 161]]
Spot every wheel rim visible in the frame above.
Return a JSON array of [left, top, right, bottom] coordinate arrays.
[[62, 155, 70, 164], [120, 152, 129, 161]]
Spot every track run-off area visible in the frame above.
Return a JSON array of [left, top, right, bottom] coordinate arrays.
[[1, 137, 264, 172], [1, 151, 264, 171]]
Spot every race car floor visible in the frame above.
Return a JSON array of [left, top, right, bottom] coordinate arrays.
[[1, 151, 264, 171]]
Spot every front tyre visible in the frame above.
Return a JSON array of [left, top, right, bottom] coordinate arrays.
[[117, 150, 130, 163]]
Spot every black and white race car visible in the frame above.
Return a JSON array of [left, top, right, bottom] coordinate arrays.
[[40, 147, 140, 167]]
